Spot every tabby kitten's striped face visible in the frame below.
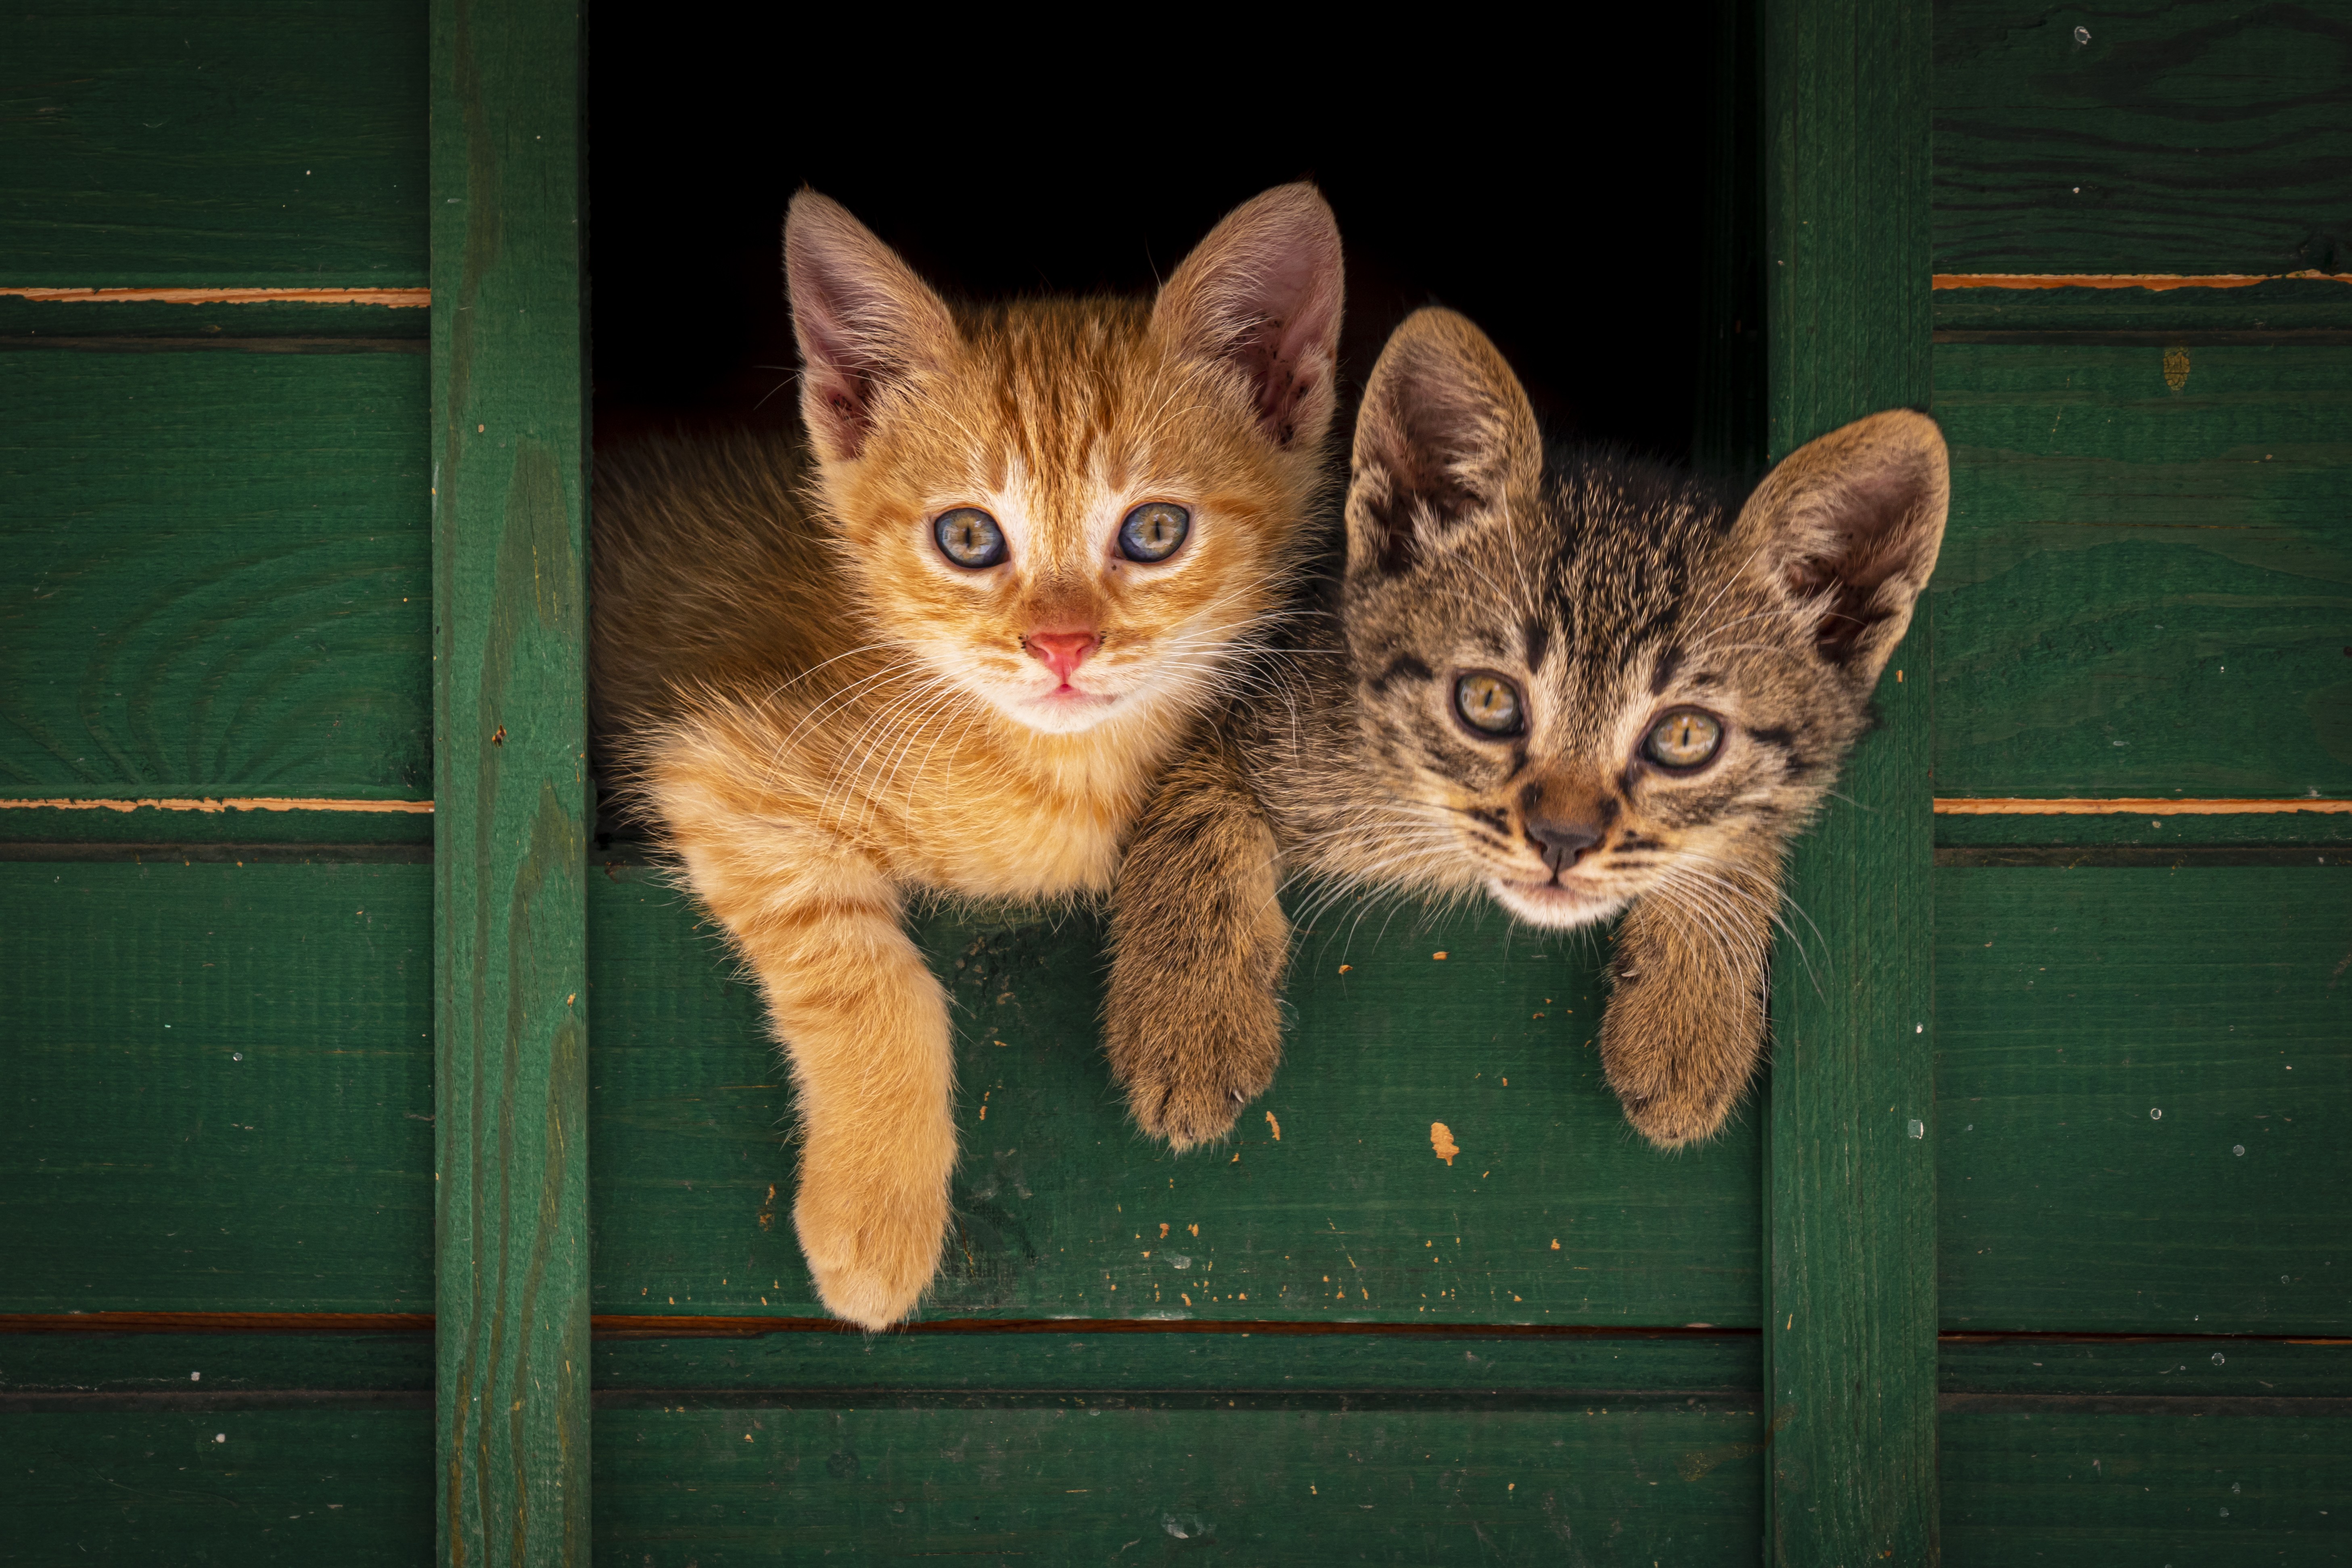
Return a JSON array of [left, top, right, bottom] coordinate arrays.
[[788, 188, 1343, 739], [1340, 310, 1946, 929]]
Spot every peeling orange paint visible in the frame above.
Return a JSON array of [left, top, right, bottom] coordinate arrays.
[[1430, 1123, 1459, 1165], [1265, 1111, 1281, 1141], [1, 286, 432, 306], [1934, 797, 2350, 815], [0, 796, 433, 814], [1932, 271, 2352, 291]]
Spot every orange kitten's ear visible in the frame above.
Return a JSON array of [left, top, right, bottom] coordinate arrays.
[[1731, 409, 1949, 678], [1151, 183, 1344, 452], [1345, 308, 1541, 577], [784, 191, 958, 462]]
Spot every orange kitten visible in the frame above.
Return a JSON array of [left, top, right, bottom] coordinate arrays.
[[592, 186, 1344, 1327]]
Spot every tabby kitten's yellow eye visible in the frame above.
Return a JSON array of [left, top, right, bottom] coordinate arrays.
[[1118, 502, 1190, 563], [1453, 671, 1524, 736], [1644, 708, 1723, 769], [934, 507, 1006, 569]]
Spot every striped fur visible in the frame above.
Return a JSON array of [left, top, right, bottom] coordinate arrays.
[[1109, 309, 1947, 1149]]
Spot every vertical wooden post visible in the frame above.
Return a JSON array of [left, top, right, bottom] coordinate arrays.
[[1758, 0, 1938, 1561], [431, 1, 590, 1563]]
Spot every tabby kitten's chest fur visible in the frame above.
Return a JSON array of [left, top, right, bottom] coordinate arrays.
[[1106, 308, 1946, 1150], [594, 186, 1345, 1329]]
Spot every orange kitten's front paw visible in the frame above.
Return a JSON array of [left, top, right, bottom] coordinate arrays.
[[1599, 953, 1765, 1150], [794, 1167, 951, 1330]]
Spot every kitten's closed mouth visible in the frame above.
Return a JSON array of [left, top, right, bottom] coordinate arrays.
[[1490, 876, 1624, 928]]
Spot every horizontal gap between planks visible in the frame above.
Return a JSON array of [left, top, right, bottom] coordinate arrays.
[[0, 797, 432, 815], [1936, 846, 2340, 868], [0, 335, 425, 354], [1934, 328, 2352, 346], [0, 287, 431, 307], [0, 1390, 430, 1413], [1932, 272, 2352, 291], [0, 1312, 1755, 1342], [1934, 798, 2350, 815], [10, 1315, 2344, 1347], [0, 841, 432, 863], [1937, 1392, 2352, 1417]]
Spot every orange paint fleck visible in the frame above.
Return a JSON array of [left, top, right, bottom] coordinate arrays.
[[1265, 1111, 1281, 1141], [0, 796, 432, 814], [1432, 951, 1449, 961], [1430, 1123, 1460, 1165]]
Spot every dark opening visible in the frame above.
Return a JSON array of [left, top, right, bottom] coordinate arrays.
[[586, 11, 1757, 474]]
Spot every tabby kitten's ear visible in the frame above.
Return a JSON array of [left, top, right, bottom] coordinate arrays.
[[1345, 307, 1542, 577], [784, 190, 959, 463], [1151, 183, 1345, 452], [1731, 409, 1950, 682]]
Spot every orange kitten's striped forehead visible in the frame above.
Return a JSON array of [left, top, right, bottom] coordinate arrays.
[[784, 186, 1343, 736]]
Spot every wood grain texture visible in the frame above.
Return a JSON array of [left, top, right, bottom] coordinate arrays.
[[592, 1329, 1760, 1397], [1932, 343, 2352, 799], [1760, 0, 1940, 1557], [1937, 807, 2352, 848], [0, 2, 427, 288], [1934, 1, 2352, 276], [0, 863, 431, 1313], [0, 1331, 433, 1394], [593, 1399, 1764, 1564], [1939, 867, 2351, 1334], [588, 879, 1764, 1326], [1941, 1406, 2352, 1562], [0, 1408, 431, 1564], [0, 349, 430, 798], [430, 0, 589, 1560], [1941, 1336, 2352, 1397]]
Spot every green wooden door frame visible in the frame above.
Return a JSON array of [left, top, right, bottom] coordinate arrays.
[[431, 0, 592, 1562], [1760, 0, 1940, 1558]]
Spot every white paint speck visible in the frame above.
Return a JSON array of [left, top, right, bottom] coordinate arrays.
[[213, 1433, 226, 1443], [190, 1371, 201, 1382], [2213, 1353, 2227, 1366], [2233, 1145, 2245, 1156], [2150, 1108, 2162, 1120], [1907, 1119, 1924, 1140]]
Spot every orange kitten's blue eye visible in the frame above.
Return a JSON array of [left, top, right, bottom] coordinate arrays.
[[1453, 671, 1524, 736], [1118, 503, 1190, 563], [934, 508, 1006, 569], [1643, 708, 1723, 769]]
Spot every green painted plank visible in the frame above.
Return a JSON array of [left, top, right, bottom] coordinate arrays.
[[0, 2, 427, 287], [0, 1408, 430, 1564], [0, 863, 431, 1313], [0, 808, 434, 846], [1942, 1337, 2352, 1398], [1933, 1, 2352, 276], [594, 1400, 1763, 1564], [1939, 868, 2352, 1333], [1759, 0, 1940, 1558], [1936, 276, 2352, 337], [1936, 809, 2352, 849], [431, 0, 590, 1560], [593, 1330, 1760, 1397], [589, 879, 1764, 1326], [0, 349, 430, 798], [1941, 1407, 2352, 1564], [1933, 343, 2352, 798], [0, 300, 430, 339], [1, 1332, 431, 1394]]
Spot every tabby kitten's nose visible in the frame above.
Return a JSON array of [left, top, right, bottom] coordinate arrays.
[[1027, 630, 1100, 683], [1526, 817, 1603, 874]]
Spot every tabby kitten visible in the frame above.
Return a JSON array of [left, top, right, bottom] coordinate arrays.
[[1107, 307, 1946, 1148], [594, 186, 1344, 1328]]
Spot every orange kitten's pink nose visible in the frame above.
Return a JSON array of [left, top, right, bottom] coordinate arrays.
[[1027, 630, 1100, 684]]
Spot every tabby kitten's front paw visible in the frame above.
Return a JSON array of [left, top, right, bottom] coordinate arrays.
[[793, 1164, 950, 1330], [1107, 987, 1282, 1152], [1599, 945, 1766, 1149]]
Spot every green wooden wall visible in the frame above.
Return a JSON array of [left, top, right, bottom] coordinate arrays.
[[2, 2, 2346, 1563]]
